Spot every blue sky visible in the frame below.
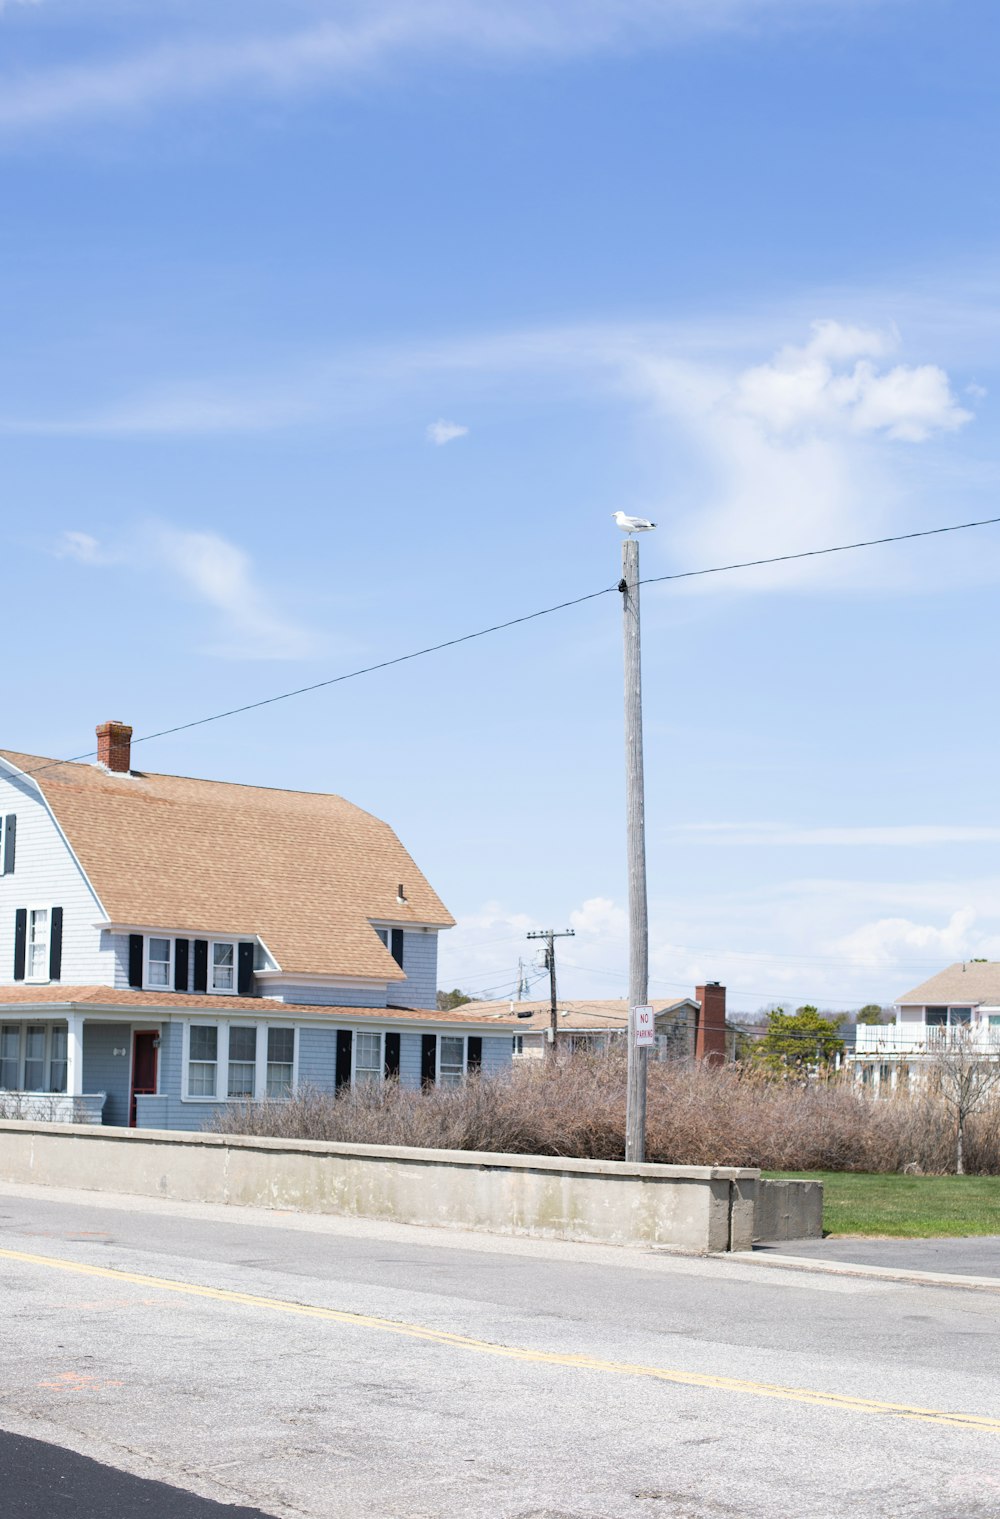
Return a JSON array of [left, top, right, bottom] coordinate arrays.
[[3, 0, 1000, 1013]]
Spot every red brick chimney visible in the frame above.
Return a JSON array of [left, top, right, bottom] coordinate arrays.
[[96, 720, 132, 774], [695, 982, 727, 1062]]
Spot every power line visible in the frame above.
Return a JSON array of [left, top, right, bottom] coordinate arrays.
[[10, 510, 1000, 782]]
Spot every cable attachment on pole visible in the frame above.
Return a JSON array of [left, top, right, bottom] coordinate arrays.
[[618, 578, 628, 595]]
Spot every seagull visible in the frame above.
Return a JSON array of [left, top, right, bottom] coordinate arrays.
[[612, 511, 657, 534]]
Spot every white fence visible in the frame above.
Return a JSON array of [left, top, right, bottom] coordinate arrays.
[[854, 1025, 1000, 1055]]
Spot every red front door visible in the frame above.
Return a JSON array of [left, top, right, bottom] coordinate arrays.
[[130, 1031, 158, 1127]]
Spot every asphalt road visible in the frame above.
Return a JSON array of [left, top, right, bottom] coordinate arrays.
[[1, 1181, 999, 1519]]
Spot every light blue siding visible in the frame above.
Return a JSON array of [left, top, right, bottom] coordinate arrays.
[[481, 1037, 512, 1076], [388, 930, 438, 1010], [135, 1093, 228, 1132], [399, 1031, 424, 1090], [298, 1026, 339, 1090], [0, 764, 115, 987], [157, 1021, 184, 1099], [81, 1022, 133, 1127], [270, 984, 388, 1008]]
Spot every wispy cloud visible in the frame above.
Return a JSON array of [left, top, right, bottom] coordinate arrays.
[[673, 822, 1000, 847], [0, 1, 876, 132], [426, 418, 469, 446], [52, 522, 317, 660]]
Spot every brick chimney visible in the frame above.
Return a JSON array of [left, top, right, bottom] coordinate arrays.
[[96, 720, 133, 774], [695, 982, 727, 1062]]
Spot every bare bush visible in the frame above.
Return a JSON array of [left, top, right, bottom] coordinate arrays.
[[211, 1055, 1000, 1174]]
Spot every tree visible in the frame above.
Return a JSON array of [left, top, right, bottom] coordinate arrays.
[[856, 1004, 886, 1026], [932, 1029, 1000, 1174], [753, 1005, 845, 1076], [436, 988, 478, 1011]]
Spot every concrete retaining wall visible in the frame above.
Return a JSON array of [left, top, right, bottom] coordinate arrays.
[[753, 1177, 824, 1242], [0, 1121, 759, 1254]]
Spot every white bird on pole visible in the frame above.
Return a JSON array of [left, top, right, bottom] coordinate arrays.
[[612, 511, 656, 534]]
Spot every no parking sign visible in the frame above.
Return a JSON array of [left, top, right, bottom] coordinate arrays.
[[630, 1004, 654, 1047]]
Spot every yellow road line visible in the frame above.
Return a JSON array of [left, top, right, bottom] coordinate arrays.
[[2, 1246, 997, 1434]]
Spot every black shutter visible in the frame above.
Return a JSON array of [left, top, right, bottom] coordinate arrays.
[[174, 938, 189, 993], [237, 941, 255, 997], [467, 1036, 482, 1073], [336, 1030, 353, 1091], [193, 939, 208, 993], [3, 815, 15, 876], [390, 929, 404, 968], [421, 1034, 437, 1087], [48, 907, 63, 982], [128, 933, 143, 989], [13, 908, 26, 981], [384, 1031, 400, 1080]]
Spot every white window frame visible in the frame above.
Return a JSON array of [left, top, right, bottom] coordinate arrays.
[[144, 935, 175, 992], [208, 940, 237, 995], [182, 1021, 298, 1101], [437, 1034, 467, 1086], [0, 816, 7, 877], [24, 904, 53, 984], [0, 1021, 68, 1093], [351, 1029, 384, 1087]]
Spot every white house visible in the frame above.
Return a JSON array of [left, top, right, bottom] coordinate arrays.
[[850, 962, 1000, 1091], [0, 721, 514, 1127]]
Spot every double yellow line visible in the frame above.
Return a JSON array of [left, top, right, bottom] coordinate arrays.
[[3, 1246, 997, 1434]]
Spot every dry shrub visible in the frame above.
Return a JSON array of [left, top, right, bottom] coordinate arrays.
[[212, 1054, 1000, 1174]]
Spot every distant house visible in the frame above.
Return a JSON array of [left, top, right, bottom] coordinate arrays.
[[473, 982, 734, 1061], [849, 962, 1000, 1091], [0, 722, 513, 1128]]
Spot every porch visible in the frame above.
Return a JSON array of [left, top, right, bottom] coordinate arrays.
[[0, 1013, 158, 1125]]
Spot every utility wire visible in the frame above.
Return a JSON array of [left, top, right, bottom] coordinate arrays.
[[11, 510, 1000, 782]]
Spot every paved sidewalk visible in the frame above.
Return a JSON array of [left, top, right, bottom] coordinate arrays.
[[754, 1235, 1000, 1277]]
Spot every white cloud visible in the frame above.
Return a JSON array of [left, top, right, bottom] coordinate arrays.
[[53, 529, 113, 565], [153, 525, 317, 660], [52, 521, 316, 660], [426, 418, 469, 446], [834, 907, 982, 970], [732, 320, 971, 441], [672, 822, 1000, 847], [0, 2, 877, 131]]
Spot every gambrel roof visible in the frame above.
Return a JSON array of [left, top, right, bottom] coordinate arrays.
[[0, 751, 454, 980]]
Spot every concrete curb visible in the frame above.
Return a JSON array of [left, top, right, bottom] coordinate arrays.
[[720, 1248, 1000, 1294]]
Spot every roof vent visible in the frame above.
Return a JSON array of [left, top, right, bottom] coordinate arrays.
[[396, 883, 407, 904]]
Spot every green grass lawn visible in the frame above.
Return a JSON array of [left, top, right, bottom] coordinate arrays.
[[764, 1171, 1000, 1237]]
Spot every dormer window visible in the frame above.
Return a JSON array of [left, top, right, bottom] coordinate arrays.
[[146, 937, 173, 989], [211, 941, 235, 993], [26, 908, 49, 982]]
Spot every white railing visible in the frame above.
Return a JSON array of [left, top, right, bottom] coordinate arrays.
[[854, 1024, 1000, 1055]]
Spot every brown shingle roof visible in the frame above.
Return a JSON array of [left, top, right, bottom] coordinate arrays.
[[462, 996, 692, 1031], [896, 962, 1000, 1007], [0, 751, 453, 980], [0, 986, 490, 1025]]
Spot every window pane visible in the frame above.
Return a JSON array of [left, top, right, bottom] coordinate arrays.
[[926, 1007, 948, 1026], [188, 1063, 216, 1097], [189, 1026, 218, 1062], [148, 938, 171, 986], [439, 1036, 464, 1086], [950, 1007, 972, 1025], [228, 1062, 256, 1098], [50, 1026, 68, 1087], [0, 1024, 18, 1090], [28, 911, 49, 978], [229, 1026, 256, 1063], [267, 1028, 294, 1064], [355, 1031, 381, 1082], [266, 1027, 293, 1098], [212, 943, 234, 990], [24, 1024, 45, 1089]]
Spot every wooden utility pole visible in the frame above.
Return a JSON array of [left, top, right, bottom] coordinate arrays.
[[621, 536, 649, 1161], [526, 929, 575, 1057]]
